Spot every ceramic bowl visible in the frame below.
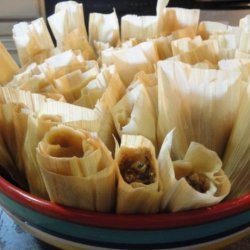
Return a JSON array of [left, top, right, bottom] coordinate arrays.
[[0, 176, 249, 250]]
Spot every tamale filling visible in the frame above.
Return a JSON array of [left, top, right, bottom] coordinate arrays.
[[186, 172, 210, 193], [120, 156, 155, 185]]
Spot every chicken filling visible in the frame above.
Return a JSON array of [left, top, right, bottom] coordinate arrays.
[[120, 156, 155, 185], [185, 172, 210, 193]]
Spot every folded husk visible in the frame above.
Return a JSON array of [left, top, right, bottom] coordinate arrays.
[[0, 42, 19, 85], [223, 85, 250, 199], [115, 134, 162, 214], [112, 41, 159, 85], [95, 73, 126, 151], [121, 15, 157, 42], [112, 84, 156, 146], [157, 1, 200, 37], [36, 124, 116, 212], [158, 133, 231, 212], [89, 10, 120, 51], [23, 114, 61, 198], [157, 60, 244, 159], [13, 18, 54, 65]]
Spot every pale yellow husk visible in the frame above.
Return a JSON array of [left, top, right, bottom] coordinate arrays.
[[112, 84, 156, 146], [158, 133, 231, 212], [89, 10, 120, 53], [23, 114, 61, 198], [36, 124, 116, 212], [121, 15, 157, 42], [0, 42, 19, 85], [223, 85, 250, 199], [157, 60, 244, 159], [115, 134, 162, 214], [13, 18, 54, 65], [112, 41, 159, 85]]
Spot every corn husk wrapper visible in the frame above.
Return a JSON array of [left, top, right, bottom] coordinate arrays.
[[74, 65, 115, 108], [0, 42, 19, 85], [112, 41, 159, 85], [95, 73, 126, 151], [158, 132, 231, 212], [48, 2, 95, 59], [112, 84, 156, 146], [223, 85, 250, 199], [0, 86, 101, 133], [7, 64, 49, 93], [48, 1, 87, 43], [219, 59, 250, 82], [156, 0, 200, 36], [23, 114, 61, 198], [198, 21, 230, 40], [157, 60, 244, 159], [0, 103, 29, 189], [171, 36, 202, 56], [13, 18, 54, 65], [89, 10, 120, 51], [53, 66, 99, 103], [36, 124, 116, 212], [121, 15, 157, 42], [128, 71, 158, 116], [115, 134, 162, 214], [38, 50, 87, 83], [170, 40, 220, 65], [151, 27, 196, 60]]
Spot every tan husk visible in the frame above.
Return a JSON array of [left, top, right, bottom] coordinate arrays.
[[157, 60, 244, 159], [158, 133, 231, 212], [0, 42, 19, 85], [23, 114, 61, 198], [115, 134, 162, 214], [121, 15, 157, 42], [112, 41, 159, 85], [112, 83, 156, 146], [13, 18, 54, 65], [36, 124, 116, 212], [89, 10, 120, 53], [223, 85, 250, 199]]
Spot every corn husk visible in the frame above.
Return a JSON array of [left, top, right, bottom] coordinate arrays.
[[170, 40, 220, 65], [121, 15, 157, 42], [48, 2, 95, 59], [13, 18, 54, 66], [158, 132, 231, 212], [115, 134, 162, 214], [95, 73, 126, 152], [0, 42, 19, 85], [198, 21, 229, 40], [156, 0, 200, 36], [150, 27, 196, 60], [112, 83, 156, 146], [112, 41, 159, 85], [74, 65, 114, 108], [171, 36, 202, 56], [157, 60, 244, 159], [23, 114, 61, 198], [223, 85, 250, 198], [89, 10, 120, 51], [7, 63, 49, 93], [36, 124, 116, 212], [38, 50, 87, 83], [48, 1, 87, 44], [129, 71, 158, 114], [0, 103, 29, 189], [53, 66, 99, 103]]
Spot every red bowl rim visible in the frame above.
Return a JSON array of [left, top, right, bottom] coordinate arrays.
[[0, 176, 249, 230]]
